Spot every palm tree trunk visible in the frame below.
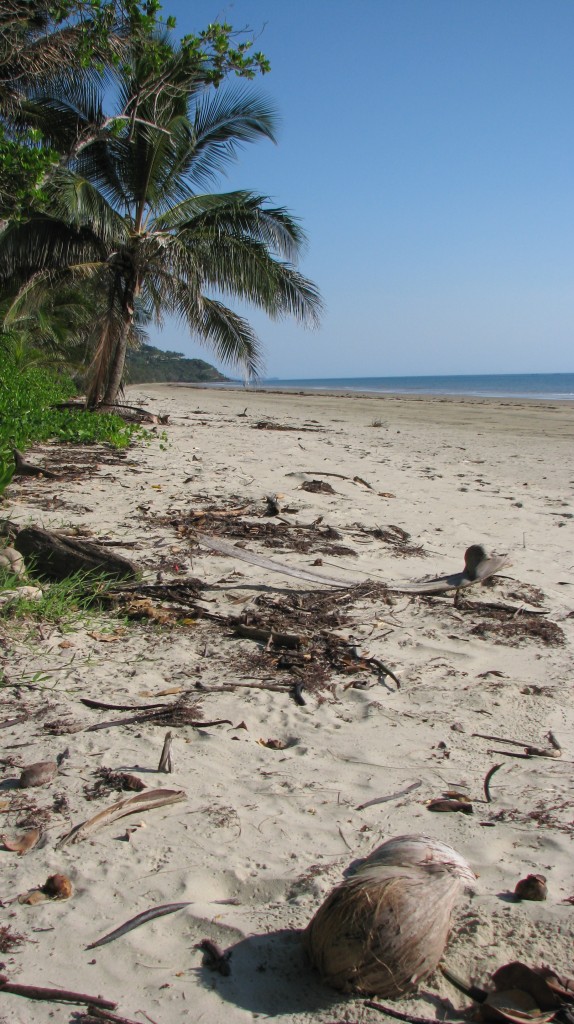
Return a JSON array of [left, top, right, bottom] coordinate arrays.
[[102, 313, 131, 406]]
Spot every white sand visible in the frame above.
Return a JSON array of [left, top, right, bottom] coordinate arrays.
[[1, 383, 573, 1024]]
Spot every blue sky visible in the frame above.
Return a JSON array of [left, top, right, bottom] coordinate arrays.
[[149, 0, 574, 379]]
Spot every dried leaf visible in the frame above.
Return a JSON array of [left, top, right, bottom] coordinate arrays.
[[1, 828, 41, 855], [259, 738, 287, 750], [480, 989, 556, 1024], [57, 788, 186, 847]]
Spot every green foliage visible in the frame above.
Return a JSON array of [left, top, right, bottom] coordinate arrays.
[[0, 565, 114, 626], [0, 128, 58, 219], [0, 346, 141, 496], [126, 343, 228, 384]]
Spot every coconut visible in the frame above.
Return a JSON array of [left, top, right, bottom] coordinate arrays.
[[303, 834, 475, 997]]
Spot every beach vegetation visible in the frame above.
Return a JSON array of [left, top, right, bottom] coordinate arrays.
[[0, 344, 142, 495], [0, 3, 319, 406], [0, 564, 114, 628]]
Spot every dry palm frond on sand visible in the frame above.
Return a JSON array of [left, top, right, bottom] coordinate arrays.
[[303, 834, 476, 998]]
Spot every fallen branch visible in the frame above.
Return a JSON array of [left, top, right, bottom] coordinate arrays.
[[364, 1000, 464, 1024], [86, 902, 191, 950], [0, 975, 116, 1009], [12, 448, 60, 479]]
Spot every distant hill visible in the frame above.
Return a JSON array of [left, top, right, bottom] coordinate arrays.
[[126, 344, 229, 384]]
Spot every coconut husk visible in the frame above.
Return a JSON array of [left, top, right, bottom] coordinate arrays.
[[303, 834, 475, 998]]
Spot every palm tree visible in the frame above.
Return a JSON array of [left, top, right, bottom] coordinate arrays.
[[0, 34, 322, 406]]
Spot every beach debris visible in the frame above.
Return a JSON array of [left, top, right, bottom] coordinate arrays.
[[0, 974, 117, 1010], [427, 796, 473, 814], [196, 938, 232, 975], [441, 961, 568, 1024], [301, 479, 336, 494], [57, 788, 186, 847], [356, 780, 422, 811], [86, 901, 192, 950], [84, 768, 146, 800], [12, 448, 60, 479], [365, 1001, 464, 1024], [473, 733, 563, 760], [484, 763, 505, 803], [194, 533, 509, 594], [0, 925, 26, 953], [1, 827, 41, 855], [19, 761, 58, 788], [14, 525, 138, 581], [514, 875, 548, 901], [18, 873, 73, 904], [303, 833, 475, 997], [158, 731, 173, 772]]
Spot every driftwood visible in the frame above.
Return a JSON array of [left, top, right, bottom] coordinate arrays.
[[194, 534, 509, 594], [14, 526, 138, 582], [12, 448, 59, 479], [0, 975, 117, 1009], [53, 401, 169, 424]]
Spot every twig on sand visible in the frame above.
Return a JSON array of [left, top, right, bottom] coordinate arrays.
[[0, 975, 116, 1009], [364, 1000, 465, 1024], [86, 902, 192, 950], [357, 780, 422, 811], [483, 763, 504, 803], [83, 1007, 152, 1024]]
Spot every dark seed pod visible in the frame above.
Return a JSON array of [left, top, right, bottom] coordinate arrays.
[[514, 874, 547, 901]]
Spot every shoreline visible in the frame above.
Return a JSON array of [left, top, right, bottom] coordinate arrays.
[[1, 382, 573, 1024]]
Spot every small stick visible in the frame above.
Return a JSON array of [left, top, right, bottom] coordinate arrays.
[[157, 732, 173, 773], [196, 938, 231, 976], [0, 975, 116, 1009], [483, 762, 504, 803], [357, 780, 422, 811], [547, 731, 562, 751], [364, 1000, 466, 1024], [86, 902, 192, 950], [473, 732, 533, 747], [85, 1007, 145, 1024]]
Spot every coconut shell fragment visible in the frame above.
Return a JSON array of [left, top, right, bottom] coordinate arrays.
[[18, 873, 73, 905], [19, 761, 58, 788], [1, 828, 41, 855], [303, 833, 475, 997], [514, 875, 547, 901]]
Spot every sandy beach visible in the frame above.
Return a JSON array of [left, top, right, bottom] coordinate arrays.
[[1, 382, 573, 1024]]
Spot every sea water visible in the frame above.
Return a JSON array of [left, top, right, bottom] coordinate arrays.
[[245, 373, 574, 400]]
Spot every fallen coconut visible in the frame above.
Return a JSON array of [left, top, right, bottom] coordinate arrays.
[[303, 833, 475, 997]]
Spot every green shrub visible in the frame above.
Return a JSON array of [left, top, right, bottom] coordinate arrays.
[[0, 349, 144, 495]]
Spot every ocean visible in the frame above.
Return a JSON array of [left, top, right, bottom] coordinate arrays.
[[234, 372, 574, 400]]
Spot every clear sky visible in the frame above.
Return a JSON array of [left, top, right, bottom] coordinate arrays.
[[148, 0, 574, 379]]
